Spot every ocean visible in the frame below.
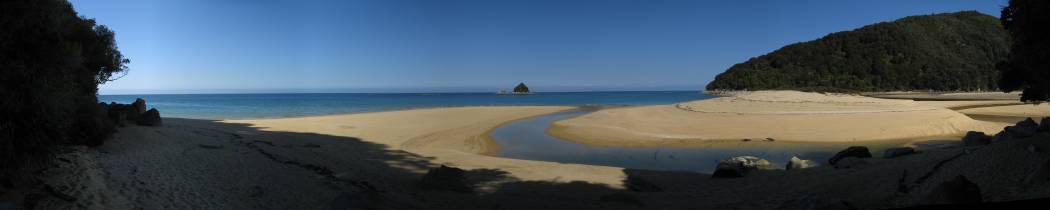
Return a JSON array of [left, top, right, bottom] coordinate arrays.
[[99, 91, 713, 119]]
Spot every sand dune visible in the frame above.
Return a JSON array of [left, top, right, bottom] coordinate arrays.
[[549, 91, 1008, 147]]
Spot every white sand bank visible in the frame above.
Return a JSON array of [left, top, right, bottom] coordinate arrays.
[[550, 91, 1008, 147]]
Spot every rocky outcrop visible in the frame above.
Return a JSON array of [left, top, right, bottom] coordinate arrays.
[[828, 146, 872, 165], [105, 99, 161, 127], [106, 102, 128, 126], [994, 118, 1039, 142], [125, 98, 146, 120], [785, 156, 815, 170], [962, 131, 992, 146], [131, 98, 146, 115], [513, 82, 531, 93], [882, 147, 916, 158], [712, 156, 771, 178], [419, 165, 472, 193], [136, 108, 162, 126], [925, 175, 982, 205], [1039, 117, 1050, 133]]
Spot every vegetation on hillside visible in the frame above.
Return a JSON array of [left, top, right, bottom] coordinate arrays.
[[998, 0, 1050, 102], [1, 0, 128, 172], [706, 11, 1010, 92]]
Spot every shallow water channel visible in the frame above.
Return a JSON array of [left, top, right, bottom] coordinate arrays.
[[489, 109, 919, 173]]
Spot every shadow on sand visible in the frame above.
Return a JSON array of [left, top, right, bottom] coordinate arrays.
[[87, 118, 1050, 209]]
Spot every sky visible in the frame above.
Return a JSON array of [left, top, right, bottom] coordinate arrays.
[[70, 0, 1007, 94]]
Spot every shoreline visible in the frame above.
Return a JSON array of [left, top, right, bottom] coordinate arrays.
[[226, 106, 631, 186], [29, 96, 1050, 209]]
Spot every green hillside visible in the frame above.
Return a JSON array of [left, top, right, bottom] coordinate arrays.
[[705, 11, 1010, 92]]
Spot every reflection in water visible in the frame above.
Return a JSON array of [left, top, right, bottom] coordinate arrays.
[[490, 109, 915, 173]]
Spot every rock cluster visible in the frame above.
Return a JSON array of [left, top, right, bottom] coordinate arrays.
[[712, 156, 771, 178], [785, 156, 815, 170], [962, 131, 992, 146], [993, 118, 1040, 142], [101, 98, 162, 127]]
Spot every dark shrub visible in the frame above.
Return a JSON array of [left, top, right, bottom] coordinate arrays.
[[0, 0, 128, 172], [998, 0, 1050, 102]]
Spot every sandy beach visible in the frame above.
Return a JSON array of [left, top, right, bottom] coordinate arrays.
[[549, 91, 1010, 147], [865, 91, 1022, 101], [227, 106, 627, 186], [23, 97, 1050, 209]]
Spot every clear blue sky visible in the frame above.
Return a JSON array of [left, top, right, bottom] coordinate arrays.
[[70, 0, 1006, 94]]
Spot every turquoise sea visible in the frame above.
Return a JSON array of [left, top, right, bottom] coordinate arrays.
[[99, 91, 713, 119]]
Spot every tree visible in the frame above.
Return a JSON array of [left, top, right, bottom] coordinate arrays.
[[1, 0, 128, 172], [998, 0, 1050, 102], [514, 82, 531, 93]]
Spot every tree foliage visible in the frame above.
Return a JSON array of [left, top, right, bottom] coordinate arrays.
[[1, 0, 129, 171], [706, 11, 1010, 92], [998, 0, 1050, 102]]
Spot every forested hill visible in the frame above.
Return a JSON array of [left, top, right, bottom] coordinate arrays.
[[705, 11, 1010, 92]]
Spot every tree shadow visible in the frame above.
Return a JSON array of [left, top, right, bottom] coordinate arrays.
[[85, 118, 1050, 210], [93, 118, 647, 209]]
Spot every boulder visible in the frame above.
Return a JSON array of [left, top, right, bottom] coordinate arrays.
[[882, 147, 916, 158], [712, 156, 771, 178], [132, 98, 147, 114], [1040, 117, 1050, 132], [833, 157, 867, 169], [785, 156, 815, 170], [115, 98, 147, 121], [996, 118, 1039, 141], [962, 131, 991, 146], [419, 165, 472, 193], [827, 146, 871, 165], [136, 108, 162, 126], [925, 175, 982, 205], [106, 103, 128, 126]]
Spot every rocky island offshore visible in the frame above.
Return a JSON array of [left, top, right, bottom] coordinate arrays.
[[498, 82, 534, 95]]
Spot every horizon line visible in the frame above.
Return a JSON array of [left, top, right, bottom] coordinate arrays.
[[98, 89, 703, 96]]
